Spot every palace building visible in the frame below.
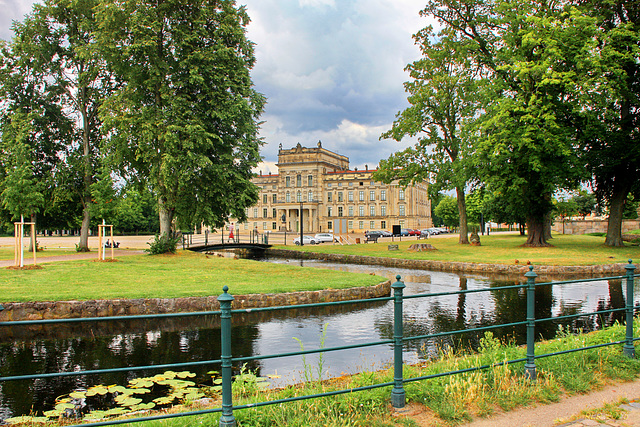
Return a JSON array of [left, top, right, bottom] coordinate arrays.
[[240, 141, 431, 234]]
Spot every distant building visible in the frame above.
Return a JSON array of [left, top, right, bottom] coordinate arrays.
[[237, 142, 431, 233]]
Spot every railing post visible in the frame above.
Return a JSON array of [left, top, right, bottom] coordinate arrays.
[[624, 260, 636, 358], [205, 229, 208, 246], [524, 266, 537, 380], [391, 275, 406, 408], [218, 286, 236, 427]]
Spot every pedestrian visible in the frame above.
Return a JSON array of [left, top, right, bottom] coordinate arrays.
[[229, 223, 234, 242]]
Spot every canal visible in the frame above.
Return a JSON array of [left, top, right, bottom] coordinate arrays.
[[0, 256, 631, 420]]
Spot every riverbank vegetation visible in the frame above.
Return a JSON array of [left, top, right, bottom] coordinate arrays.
[[280, 234, 640, 266], [0, 251, 382, 303], [11, 322, 640, 426]]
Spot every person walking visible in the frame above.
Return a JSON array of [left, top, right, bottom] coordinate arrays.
[[229, 223, 234, 242]]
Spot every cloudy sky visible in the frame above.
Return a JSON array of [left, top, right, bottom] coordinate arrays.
[[1, 0, 433, 173]]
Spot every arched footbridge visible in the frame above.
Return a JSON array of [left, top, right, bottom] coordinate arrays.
[[181, 231, 272, 252]]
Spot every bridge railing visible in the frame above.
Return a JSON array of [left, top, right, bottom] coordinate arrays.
[[1, 263, 638, 426]]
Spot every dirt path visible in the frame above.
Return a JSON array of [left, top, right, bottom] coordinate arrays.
[[396, 379, 640, 426]]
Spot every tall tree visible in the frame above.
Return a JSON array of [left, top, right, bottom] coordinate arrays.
[[423, 0, 591, 246], [97, 0, 265, 242], [0, 36, 72, 244], [2, 0, 115, 251], [376, 27, 480, 244], [576, 0, 640, 246]]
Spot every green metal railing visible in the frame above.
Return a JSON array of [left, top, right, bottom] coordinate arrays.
[[0, 261, 638, 427]]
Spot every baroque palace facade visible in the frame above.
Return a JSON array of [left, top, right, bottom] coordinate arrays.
[[238, 142, 431, 234]]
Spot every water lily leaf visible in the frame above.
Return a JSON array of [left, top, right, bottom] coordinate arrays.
[[129, 387, 151, 394], [153, 396, 175, 405], [176, 371, 196, 378], [131, 402, 155, 411], [55, 402, 76, 411], [119, 397, 143, 407], [87, 385, 108, 396], [129, 378, 154, 388], [83, 411, 107, 420], [69, 391, 86, 399], [107, 385, 127, 394], [163, 371, 177, 379], [184, 391, 205, 400], [212, 378, 222, 384], [43, 409, 64, 418], [105, 408, 129, 416]]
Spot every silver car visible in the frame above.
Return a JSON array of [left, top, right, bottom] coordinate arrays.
[[293, 235, 318, 245]]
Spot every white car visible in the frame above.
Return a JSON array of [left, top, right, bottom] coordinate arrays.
[[293, 235, 318, 245], [314, 233, 338, 243]]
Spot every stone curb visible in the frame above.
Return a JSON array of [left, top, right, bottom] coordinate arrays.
[[266, 248, 631, 278], [0, 281, 391, 321]]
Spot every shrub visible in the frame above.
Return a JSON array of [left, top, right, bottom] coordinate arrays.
[[146, 234, 180, 255]]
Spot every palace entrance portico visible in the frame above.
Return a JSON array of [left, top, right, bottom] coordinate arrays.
[[278, 202, 319, 232]]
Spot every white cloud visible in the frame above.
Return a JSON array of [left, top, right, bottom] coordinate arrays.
[[298, 0, 336, 8]]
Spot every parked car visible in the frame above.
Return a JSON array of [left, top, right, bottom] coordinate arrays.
[[379, 230, 392, 237], [293, 235, 318, 245], [399, 228, 411, 236], [420, 229, 431, 237], [427, 227, 441, 235], [408, 229, 421, 236], [314, 233, 338, 243]]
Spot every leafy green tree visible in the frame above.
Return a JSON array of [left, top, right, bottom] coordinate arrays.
[[423, 0, 591, 246], [97, 0, 265, 244], [553, 197, 578, 221], [1, 0, 115, 251], [376, 25, 480, 244], [434, 196, 459, 230], [575, 0, 640, 246], [574, 190, 597, 219]]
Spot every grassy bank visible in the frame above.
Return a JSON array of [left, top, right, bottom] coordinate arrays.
[[14, 322, 640, 426], [0, 251, 383, 303], [279, 233, 640, 266]]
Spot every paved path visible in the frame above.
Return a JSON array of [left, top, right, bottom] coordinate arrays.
[[396, 379, 640, 426]]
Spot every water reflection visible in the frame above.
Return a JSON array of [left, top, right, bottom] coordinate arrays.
[[0, 257, 633, 420]]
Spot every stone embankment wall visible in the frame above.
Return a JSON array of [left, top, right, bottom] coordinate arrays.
[[266, 249, 631, 278], [0, 281, 391, 322], [551, 219, 640, 235]]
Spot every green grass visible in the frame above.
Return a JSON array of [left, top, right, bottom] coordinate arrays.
[[0, 246, 80, 260], [278, 233, 640, 266], [0, 251, 383, 303]]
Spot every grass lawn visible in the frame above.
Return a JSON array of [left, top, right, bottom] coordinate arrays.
[[0, 246, 80, 260], [276, 233, 640, 266], [0, 250, 383, 303]]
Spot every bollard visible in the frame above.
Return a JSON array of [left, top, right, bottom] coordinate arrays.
[[624, 260, 636, 358], [218, 286, 236, 427], [391, 275, 406, 408], [524, 266, 537, 380]]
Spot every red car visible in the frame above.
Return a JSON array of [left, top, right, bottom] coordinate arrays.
[[408, 229, 421, 236]]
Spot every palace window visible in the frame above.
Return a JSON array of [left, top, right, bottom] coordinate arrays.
[[399, 205, 406, 216], [338, 206, 343, 217], [399, 189, 405, 200], [338, 192, 343, 202], [328, 207, 332, 217], [370, 220, 375, 229], [381, 190, 386, 201], [308, 191, 313, 202], [263, 194, 267, 203], [308, 175, 313, 186], [348, 206, 354, 216], [348, 191, 353, 201], [369, 205, 375, 216], [381, 220, 386, 229], [369, 190, 375, 201], [359, 191, 364, 201], [381, 205, 387, 216], [359, 206, 365, 216], [286, 176, 290, 187], [253, 208, 258, 218], [327, 192, 333, 202], [296, 191, 301, 202], [263, 208, 268, 218], [297, 174, 302, 187], [272, 208, 277, 218], [286, 192, 291, 203], [272, 194, 277, 203]]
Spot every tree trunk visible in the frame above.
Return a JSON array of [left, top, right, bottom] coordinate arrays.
[[456, 186, 469, 244], [28, 212, 36, 252], [158, 197, 174, 239], [77, 87, 92, 252], [543, 211, 552, 241], [605, 188, 626, 247], [523, 215, 551, 247]]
